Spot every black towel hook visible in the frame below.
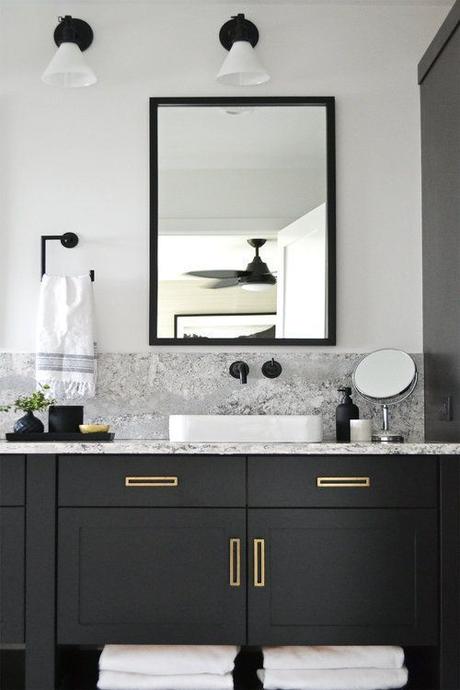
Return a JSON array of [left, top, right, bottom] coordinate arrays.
[[40, 232, 95, 281]]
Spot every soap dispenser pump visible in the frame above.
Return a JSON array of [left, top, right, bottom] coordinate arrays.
[[336, 387, 359, 442]]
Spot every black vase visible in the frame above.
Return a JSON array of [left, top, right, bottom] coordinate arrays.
[[14, 411, 44, 433]]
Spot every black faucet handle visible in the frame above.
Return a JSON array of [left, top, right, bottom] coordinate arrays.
[[229, 360, 249, 384], [262, 358, 282, 379]]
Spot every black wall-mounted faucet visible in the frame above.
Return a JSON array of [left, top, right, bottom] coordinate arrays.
[[229, 360, 249, 384]]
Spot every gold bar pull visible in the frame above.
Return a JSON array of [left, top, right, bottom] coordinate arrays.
[[253, 538, 265, 587], [317, 476, 370, 488], [125, 476, 179, 487], [229, 538, 241, 587]]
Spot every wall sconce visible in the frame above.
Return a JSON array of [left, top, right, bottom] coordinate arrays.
[[42, 15, 97, 88], [217, 13, 270, 86]]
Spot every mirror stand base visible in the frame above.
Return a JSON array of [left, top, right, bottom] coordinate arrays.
[[372, 433, 405, 443]]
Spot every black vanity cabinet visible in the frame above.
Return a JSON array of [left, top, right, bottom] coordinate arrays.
[[20, 452, 442, 690], [54, 454, 439, 648], [57, 456, 247, 645], [0, 456, 25, 643], [247, 456, 438, 645]]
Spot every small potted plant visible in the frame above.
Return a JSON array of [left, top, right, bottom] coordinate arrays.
[[1, 384, 56, 433]]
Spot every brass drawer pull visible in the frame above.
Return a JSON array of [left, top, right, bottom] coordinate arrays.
[[125, 476, 179, 487], [253, 538, 265, 587], [317, 476, 370, 488], [229, 538, 241, 587]]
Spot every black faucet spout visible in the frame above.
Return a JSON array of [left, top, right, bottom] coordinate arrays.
[[229, 360, 249, 384]]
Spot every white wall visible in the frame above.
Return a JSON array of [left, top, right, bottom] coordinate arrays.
[[0, 0, 451, 353]]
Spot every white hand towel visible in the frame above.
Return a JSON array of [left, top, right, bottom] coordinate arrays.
[[97, 671, 234, 690], [99, 646, 239, 676], [36, 275, 97, 398], [257, 667, 408, 690], [262, 646, 404, 670]]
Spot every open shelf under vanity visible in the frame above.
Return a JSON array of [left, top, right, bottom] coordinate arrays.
[[55, 646, 440, 690]]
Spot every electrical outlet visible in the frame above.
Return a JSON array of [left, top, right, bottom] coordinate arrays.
[[440, 396, 453, 421]]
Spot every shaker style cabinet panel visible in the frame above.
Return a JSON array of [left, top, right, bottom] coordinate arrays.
[[58, 508, 246, 644], [0, 507, 24, 643], [248, 509, 438, 645]]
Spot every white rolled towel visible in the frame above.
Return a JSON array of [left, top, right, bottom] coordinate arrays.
[[262, 646, 404, 670], [97, 671, 234, 690], [257, 667, 408, 690], [99, 646, 239, 676]]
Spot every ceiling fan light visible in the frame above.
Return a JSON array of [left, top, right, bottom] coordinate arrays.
[[241, 282, 273, 292]]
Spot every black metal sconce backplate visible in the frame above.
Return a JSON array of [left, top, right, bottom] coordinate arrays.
[[219, 15, 259, 50], [54, 17, 94, 51]]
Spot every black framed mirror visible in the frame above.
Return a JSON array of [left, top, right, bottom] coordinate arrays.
[[150, 97, 336, 346]]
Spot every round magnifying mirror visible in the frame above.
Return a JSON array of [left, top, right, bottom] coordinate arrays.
[[353, 349, 417, 443]]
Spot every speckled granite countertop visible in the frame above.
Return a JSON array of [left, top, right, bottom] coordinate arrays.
[[0, 440, 459, 455]]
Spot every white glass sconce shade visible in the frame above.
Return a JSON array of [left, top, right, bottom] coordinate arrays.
[[217, 40, 270, 86], [42, 42, 97, 87]]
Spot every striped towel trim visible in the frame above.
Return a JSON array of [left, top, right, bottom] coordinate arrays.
[[36, 353, 96, 375]]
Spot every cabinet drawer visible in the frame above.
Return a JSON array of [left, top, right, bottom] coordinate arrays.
[[0, 456, 25, 506], [248, 456, 437, 507], [59, 455, 246, 507]]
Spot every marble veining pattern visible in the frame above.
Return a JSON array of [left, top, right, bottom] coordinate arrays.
[[0, 440, 457, 455], [0, 352, 424, 441]]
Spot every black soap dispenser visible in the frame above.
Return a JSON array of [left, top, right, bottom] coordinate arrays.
[[336, 387, 359, 442]]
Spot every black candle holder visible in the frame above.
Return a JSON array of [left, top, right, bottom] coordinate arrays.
[[48, 406, 84, 433]]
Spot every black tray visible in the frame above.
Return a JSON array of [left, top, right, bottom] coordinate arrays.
[[5, 432, 115, 442]]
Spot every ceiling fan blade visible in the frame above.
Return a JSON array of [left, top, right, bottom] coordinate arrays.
[[186, 270, 248, 279], [208, 278, 240, 289]]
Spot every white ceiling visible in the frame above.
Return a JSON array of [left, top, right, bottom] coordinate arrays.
[[158, 234, 278, 280], [157, 105, 327, 234], [158, 105, 326, 170]]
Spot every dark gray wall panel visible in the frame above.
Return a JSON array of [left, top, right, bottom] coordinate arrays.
[[421, 14, 460, 440]]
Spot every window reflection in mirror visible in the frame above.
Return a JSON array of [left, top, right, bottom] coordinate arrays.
[[152, 100, 335, 343]]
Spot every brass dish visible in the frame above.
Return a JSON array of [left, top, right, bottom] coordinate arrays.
[[79, 424, 110, 434]]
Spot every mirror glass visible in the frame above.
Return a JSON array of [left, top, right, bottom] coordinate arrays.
[[151, 99, 335, 344], [353, 349, 417, 401]]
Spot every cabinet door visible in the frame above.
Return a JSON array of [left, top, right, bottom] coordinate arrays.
[[58, 508, 246, 644], [248, 509, 437, 645], [0, 507, 24, 643]]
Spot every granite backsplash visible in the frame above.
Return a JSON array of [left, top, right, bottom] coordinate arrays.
[[0, 352, 424, 442]]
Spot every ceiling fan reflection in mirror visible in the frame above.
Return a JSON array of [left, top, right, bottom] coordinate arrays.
[[185, 238, 276, 292]]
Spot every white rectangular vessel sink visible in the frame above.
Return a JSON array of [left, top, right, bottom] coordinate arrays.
[[169, 415, 323, 443]]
